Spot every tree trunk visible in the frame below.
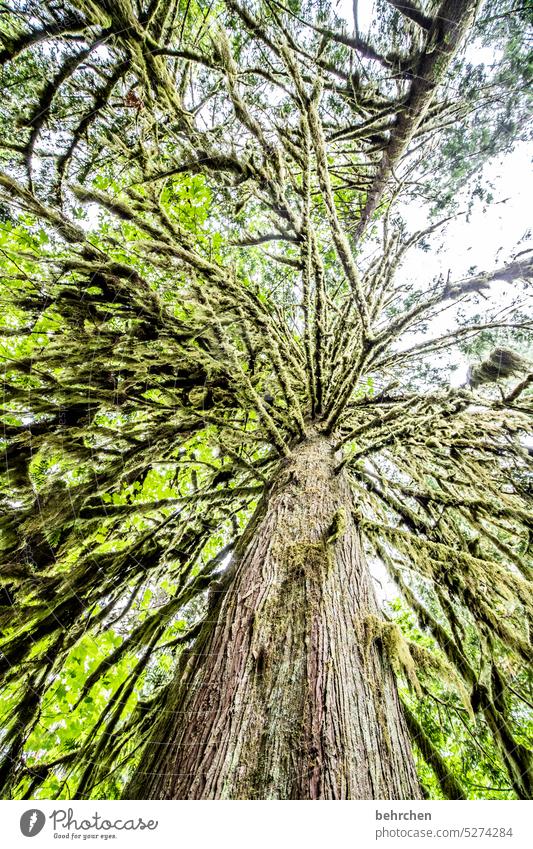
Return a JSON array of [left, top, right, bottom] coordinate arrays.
[[125, 432, 421, 799]]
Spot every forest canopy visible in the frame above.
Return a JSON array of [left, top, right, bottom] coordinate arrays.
[[0, 0, 532, 800]]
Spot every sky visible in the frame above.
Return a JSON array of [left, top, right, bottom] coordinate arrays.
[[333, 0, 532, 384], [332, 0, 532, 594], [333, 0, 532, 277], [396, 144, 532, 384]]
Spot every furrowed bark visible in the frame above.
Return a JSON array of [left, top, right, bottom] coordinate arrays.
[[125, 432, 421, 799]]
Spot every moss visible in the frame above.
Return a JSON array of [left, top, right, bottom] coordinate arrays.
[[470, 348, 530, 388], [363, 614, 422, 697], [363, 614, 474, 716], [408, 642, 474, 719], [326, 507, 346, 544], [284, 541, 330, 580]]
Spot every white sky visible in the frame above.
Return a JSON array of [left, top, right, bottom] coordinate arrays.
[[402, 145, 533, 279], [332, 0, 532, 385], [333, 0, 532, 272], [331, 0, 532, 595], [399, 144, 532, 383], [335, 0, 382, 35]]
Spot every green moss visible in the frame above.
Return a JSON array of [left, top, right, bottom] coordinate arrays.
[[326, 507, 346, 544]]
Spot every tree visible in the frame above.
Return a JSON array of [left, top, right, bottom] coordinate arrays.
[[0, 0, 531, 800]]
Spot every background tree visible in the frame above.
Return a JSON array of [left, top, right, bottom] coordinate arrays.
[[0, 0, 531, 800]]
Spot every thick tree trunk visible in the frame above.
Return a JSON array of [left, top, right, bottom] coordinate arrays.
[[125, 433, 421, 799]]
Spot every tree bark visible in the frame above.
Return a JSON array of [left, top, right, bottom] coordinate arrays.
[[125, 432, 421, 799]]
